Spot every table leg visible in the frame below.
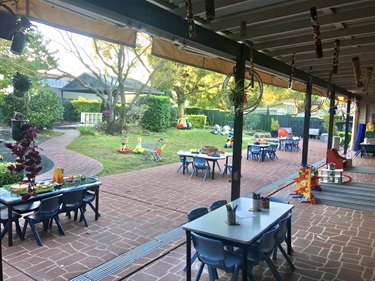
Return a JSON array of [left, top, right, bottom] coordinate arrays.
[[242, 246, 248, 280], [211, 161, 216, 180], [182, 156, 186, 175], [95, 187, 99, 221], [7, 205, 13, 246], [186, 231, 192, 281], [287, 219, 292, 255]]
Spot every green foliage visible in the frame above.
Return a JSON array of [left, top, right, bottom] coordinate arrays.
[[140, 96, 171, 132], [185, 107, 203, 115], [243, 114, 261, 131], [63, 99, 79, 122], [0, 92, 26, 126], [77, 126, 96, 136], [270, 118, 280, 130], [185, 114, 206, 129], [0, 162, 24, 186], [169, 106, 178, 127], [70, 97, 102, 114], [323, 114, 340, 136], [28, 90, 64, 129]]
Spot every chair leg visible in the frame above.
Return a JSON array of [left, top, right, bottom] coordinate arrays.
[[79, 207, 89, 227], [183, 251, 198, 272], [1, 223, 8, 240], [53, 216, 65, 236], [265, 257, 283, 281], [195, 262, 205, 281], [278, 244, 296, 270], [29, 221, 44, 246], [247, 266, 256, 281], [230, 265, 241, 281], [176, 163, 183, 172], [15, 219, 22, 239]]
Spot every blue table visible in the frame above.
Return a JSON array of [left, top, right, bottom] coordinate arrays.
[[0, 177, 101, 246], [183, 197, 294, 280]]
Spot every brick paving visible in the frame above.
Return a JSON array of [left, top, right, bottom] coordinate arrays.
[[2, 130, 375, 281]]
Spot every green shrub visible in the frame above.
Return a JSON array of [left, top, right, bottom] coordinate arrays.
[[186, 107, 203, 115], [185, 114, 206, 129], [169, 106, 178, 127], [77, 126, 96, 136], [63, 99, 79, 122], [0, 162, 24, 186], [71, 97, 102, 114], [28, 90, 64, 130], [140, 96, 171, 132]]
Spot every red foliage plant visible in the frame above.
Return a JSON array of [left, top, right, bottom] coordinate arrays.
[[4, 122, 42, 200]]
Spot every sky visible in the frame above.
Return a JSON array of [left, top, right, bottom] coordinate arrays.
[[34, 22, 94, 76]]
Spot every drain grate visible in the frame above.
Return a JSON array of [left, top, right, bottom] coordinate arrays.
[[70, 227, 184, 281]]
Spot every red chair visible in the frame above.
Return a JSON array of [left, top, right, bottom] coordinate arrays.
[[326, 148, 347, 169]]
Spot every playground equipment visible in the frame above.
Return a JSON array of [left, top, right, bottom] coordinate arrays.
[[151, 144, 166, 162], [290, 164, 319, 204], [224, 136, 233, 148], [116, 137, 133, 153], [177, 117, 192, 130]]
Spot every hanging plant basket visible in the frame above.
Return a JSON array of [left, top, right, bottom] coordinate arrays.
[[11, 119, 27, 141], [10, 30, 27, 55], [12, 72, 32, 97]]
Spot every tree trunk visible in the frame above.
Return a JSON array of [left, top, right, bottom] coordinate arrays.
[[177, 103, 185, 118]]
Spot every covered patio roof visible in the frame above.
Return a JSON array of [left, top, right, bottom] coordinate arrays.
[[2, 0, 374, 100]]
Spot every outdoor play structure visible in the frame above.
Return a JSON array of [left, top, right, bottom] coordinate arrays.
[[290, 164, 319, 204]]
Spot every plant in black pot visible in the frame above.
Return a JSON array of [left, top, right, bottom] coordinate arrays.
[[10, 16, 35, 55], [270, 118, 280, 138], [4, 113, 42, 200], [12, 72, 32, 98]]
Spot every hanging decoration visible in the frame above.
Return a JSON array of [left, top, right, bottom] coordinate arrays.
[[326, 71, 332, 97], [288, 53, 296, 89], [310, 7, 323, 58], [185, 0, 196, 38], [205, 0, 215, 22], [352, 57, 364, 88], [363, 67, 373, 92], [332, 39, 340, 74], [249, 44, 254, 88]]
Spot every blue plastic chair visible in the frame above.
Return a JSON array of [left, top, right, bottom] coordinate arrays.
[[284, 138, 294, 152], [12, 201, 40, 214], [21, 194, 65, 246], [273, 212, 295, 270], [0, 209, 22, 241], [222, 163, 233, 176], [191, 232, 242, 281], [237, 224, 281, 281], [59, 188, 88, 227], [267, 143, 279, 160], [190, 157, 210, 181], [293, 138, 301, 151], [183, 207, 209, 272], [176, 156, 193, 174], [248, 145, 261, 161], [209, 200, 228, 211]]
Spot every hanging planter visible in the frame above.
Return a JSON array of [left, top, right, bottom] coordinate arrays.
[[11, 119, 28, 141], [12, 72, 32, 97], [10, 30, 28, 55]]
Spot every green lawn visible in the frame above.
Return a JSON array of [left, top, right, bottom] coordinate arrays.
[[67, 127, 254, 176]]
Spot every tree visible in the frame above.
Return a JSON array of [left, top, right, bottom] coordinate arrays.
[[0, 30, 58, 124], [54, 31, 163, 134], [148, 57, 223, 118]]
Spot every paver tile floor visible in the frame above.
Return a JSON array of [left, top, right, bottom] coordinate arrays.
[[2, 130, 374, 281]]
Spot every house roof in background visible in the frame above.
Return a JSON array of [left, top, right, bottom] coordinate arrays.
[[60, 73, 164, 95]]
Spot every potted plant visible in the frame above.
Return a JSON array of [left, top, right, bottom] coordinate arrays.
[[270, 118, 280, 138], [10, 16, 35, 55], [5, 113, 42, 200], [12, 72, 32, 97]]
